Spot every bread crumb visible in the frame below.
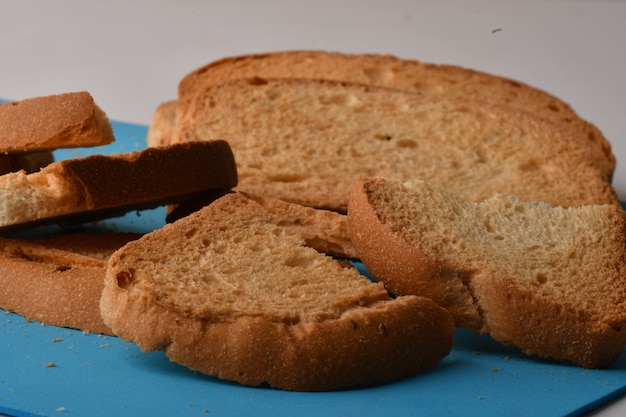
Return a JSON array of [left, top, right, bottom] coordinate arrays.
[[52, 337, 62, 343], [491, 367, 499, 372], [45, 362, 56, 368], [56, 406, 67, 412]]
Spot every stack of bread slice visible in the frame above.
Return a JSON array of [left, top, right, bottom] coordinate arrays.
[[111, 50, 625, 388], [0, 92, 238, 335]]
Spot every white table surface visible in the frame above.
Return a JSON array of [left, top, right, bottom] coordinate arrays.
[[0, 1, 624, 416]]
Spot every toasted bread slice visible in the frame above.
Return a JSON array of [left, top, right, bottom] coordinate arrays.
[[175, 51, 614, 180], [174, 78, 618, 213], [100, 192, 454, 391], [0, 141, 238, 233], [0, 92, 115, 152], [0, 233, 140, 335], [348, 176, 626, 368]]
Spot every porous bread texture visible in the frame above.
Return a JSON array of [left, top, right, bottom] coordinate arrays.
[[247, 193, 358, 259], [174, 77, 618, 212], [347, 176, 626, 368], [100, 192, 455, 391], [0, 141, 238, 232], [176, 50, 614, 180], [0, 233, 139, 335], [0, 92, 115, 152], [166, 190, 358, 259]]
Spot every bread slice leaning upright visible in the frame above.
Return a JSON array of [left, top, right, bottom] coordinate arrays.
[[100, 192, 455, 391], [348, 177, 626, 368]]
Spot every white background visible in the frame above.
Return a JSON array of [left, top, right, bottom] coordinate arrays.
[[0, 1, 625, 415]]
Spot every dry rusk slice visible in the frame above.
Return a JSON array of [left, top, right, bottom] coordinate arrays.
[[0, 141, 237, 233], [347, 176, 626, 368], [100, 192, 455, 391]]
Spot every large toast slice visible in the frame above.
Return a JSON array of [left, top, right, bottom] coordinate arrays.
[[174, 77, 618, 213], [0, 141, 237, 233], [100, 192, 455, 391], [347, 176, 626, 368], [175, 51, 614, 180], [0, 92, 115, 152]]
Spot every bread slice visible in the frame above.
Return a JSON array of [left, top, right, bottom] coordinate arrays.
[[0, 92, 115, 152], [0, 141, 238, 233], [347, 176, 626, 368], [0, 233, 139, 335], [100, 192, 455, 391], [174, 77, 618, 213], [175, 50, 614, 180]]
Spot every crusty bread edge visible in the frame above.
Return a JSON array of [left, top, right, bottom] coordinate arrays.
[[0, 237, 113, 335], [101, 268, 454, 391]]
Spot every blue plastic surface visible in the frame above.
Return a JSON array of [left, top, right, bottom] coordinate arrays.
[[0, 118, 625, 417]]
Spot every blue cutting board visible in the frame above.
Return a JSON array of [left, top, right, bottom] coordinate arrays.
[[1, 117, 626, 417]]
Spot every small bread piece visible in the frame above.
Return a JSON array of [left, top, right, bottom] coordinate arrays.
[[175, 78, 618, 212], [347, 176, 626, 368], [0, 141, 238, 233], [0, 233, 139, 335], [0, 92, 115, 152], [100, 192, 454, 391], [146, 100, 177, 147], [176, 51, 614, 180]]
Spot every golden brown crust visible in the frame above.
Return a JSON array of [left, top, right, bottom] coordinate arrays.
[[102, 281, 453, 391], [0, 92, 115, 152], [0, 234, 139, 335]]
